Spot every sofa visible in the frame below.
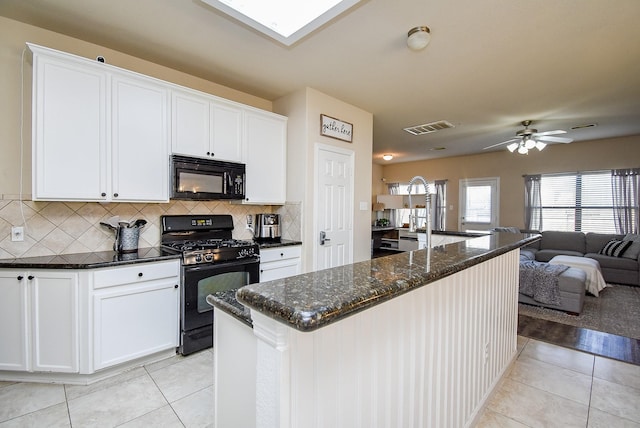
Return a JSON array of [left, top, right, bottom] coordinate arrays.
[[519, 231, 640, 287]]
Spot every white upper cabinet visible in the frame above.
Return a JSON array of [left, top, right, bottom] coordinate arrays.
[[241, 108, 287, 205], [32, 49, 108, 201], [30, 43, 170, 203], [172, 88, 243, 162], [29, 43, 288, 204], [111, 73, 169, 202]]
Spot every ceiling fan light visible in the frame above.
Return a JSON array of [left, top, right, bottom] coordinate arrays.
[[524, 138, 536, 150], [507, 142, 519, 152], [535, 141, 547, 151], [517, 144, 528, 155]]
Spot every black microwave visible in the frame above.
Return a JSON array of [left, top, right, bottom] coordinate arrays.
[[171, 155, 246, 200]]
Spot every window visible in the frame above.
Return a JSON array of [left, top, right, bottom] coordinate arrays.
[[390, 180, 446, 230], [539, 171, 616, 233]]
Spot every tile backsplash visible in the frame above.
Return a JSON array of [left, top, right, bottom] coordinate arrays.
[[0, 198, 301, 259]]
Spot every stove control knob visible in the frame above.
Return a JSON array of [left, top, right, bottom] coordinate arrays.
[[204, 254, 213, 262], [195, 255, 202, 263]]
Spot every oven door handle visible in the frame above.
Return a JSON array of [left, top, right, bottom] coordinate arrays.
[[183, 257, 260, 272]]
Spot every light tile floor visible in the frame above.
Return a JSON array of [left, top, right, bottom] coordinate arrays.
[[477, 336, 640, 428], [0, 349, 214, 428], [1, 338, 639, 427]]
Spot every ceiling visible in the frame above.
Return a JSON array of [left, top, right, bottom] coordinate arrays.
[[2, 0, 640, 164]]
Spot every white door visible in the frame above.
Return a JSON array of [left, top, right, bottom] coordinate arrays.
[[459, 177, 500, 232], [315, 145, 353, 270]]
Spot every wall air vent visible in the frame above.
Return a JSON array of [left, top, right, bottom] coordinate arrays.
[[403, 120, 454, 136]]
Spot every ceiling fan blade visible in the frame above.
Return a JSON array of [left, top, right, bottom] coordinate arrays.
[[483, 138, 520, 150], [538, 135, 573, 143], [534, 129, 566, 137]]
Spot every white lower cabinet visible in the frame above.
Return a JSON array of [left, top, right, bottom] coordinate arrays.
[[0, 270, 79, 373], [92, 260, 180, 370], [259, 246, 302, 282]]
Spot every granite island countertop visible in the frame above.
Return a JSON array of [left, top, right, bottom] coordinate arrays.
[[209, 232, 540, 333], [0, 247, 181, 269]]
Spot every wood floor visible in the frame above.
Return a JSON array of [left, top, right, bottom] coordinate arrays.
[[518, 314, 640, 366]]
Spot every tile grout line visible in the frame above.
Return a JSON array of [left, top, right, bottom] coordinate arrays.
[[143, 365, 186, 428]]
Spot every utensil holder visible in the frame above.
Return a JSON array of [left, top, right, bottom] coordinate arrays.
[[117, 227, 140, 253]]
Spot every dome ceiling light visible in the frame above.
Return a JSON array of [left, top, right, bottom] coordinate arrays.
[[407, 26, 431, 51]]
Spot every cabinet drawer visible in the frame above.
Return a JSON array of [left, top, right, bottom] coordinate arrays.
[[260, 246, 302, 263], [93, 261, 180, 289]]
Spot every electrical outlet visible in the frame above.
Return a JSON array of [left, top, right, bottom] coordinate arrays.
[[11, 226, 24, 242]]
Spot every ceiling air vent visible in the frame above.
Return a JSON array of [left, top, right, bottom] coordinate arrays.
[[403, 120, 454, 136]]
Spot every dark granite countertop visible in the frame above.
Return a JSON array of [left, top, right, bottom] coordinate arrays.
[[0, 247, 181, 269], [255, 239, 302, 249], [207, 290, 253, 328], [221, 232, 539, 333], [371, 226, 395, 232]]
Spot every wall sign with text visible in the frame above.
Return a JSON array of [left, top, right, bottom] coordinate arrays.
[[320, 114, 353, 143]]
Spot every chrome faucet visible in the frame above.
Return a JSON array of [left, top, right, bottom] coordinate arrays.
[[407, 175, 431, 250]]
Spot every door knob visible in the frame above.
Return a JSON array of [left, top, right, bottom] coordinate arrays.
[[320, 231, 331, 245]]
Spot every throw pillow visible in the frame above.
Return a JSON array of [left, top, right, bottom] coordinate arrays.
[[622, 234, 640, 260], [600, 239, 632, 257]]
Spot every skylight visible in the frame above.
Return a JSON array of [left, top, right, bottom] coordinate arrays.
[[201, 0, 362, 46]]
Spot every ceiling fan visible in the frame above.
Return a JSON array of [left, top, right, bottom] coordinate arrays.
[[483, 120, 573, 154]]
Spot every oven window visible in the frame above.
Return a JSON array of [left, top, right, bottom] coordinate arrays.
[[197, 271, 248, 313], [178, 171, 223, 194]]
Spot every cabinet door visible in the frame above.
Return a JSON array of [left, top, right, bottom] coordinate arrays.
[[211, 100, 243, 162], [172, 89, 212, 158], [0, 271, 29, 371], [32, 52, 107, 201], [260, 259, 301, 282], [243, 110, 287, 204], [111, 74, 169, 202], [30, 271, 79, 373], [259, 246, 302, 282], [93, 280, 179, 370]]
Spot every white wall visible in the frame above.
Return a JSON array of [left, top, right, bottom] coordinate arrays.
[[274, 88, 373, 270]]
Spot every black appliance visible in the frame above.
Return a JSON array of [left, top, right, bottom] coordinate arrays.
[[171, 155, 246, 200], [161, 214, 259, 355]]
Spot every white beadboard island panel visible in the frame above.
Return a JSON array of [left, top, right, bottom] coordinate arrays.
[[249, 250, 519, 428], [211, 231, 538, 427]]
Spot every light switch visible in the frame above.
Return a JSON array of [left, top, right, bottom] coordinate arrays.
[[359, 202, 368, 211]]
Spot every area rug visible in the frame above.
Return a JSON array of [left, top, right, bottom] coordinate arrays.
[[518, 284, 640, 340]]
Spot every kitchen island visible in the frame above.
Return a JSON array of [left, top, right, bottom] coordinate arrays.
[[208, 232, 539, 428]]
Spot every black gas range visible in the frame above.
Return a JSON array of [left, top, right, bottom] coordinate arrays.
[[161, 214, 260, 355]]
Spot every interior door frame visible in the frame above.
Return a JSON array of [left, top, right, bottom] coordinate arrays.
[[313, 143, 354, 272], [458, 177, 500, 231]]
